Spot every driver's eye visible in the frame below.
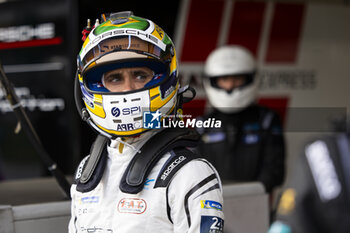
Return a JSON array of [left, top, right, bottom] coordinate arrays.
[[104, 74, 122, 83], [132, 71, 153, 82], [101, 67, 155, 92]]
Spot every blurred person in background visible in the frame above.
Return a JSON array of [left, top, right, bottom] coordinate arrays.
[[69, 11, 224, 233], [268, 117, 350, 233], [197, 45, 286, 194]]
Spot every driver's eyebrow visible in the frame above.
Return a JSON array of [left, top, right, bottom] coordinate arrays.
[[105, 72, 122, 79], [132, 70, 153, 77]]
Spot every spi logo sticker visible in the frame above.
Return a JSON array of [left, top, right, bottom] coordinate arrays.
[[118, 198, 147, 214], [200, 200, 223, 211], [111, 107, 121, 117], [200, 216, 224, 233], [111, 106, 141, 117]]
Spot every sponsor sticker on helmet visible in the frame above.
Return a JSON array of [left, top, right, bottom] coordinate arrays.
[[111, 107, 121, 117], [80, 83, 94, 108], [116, 123, 136, 131], [80, 28, 166, 59]]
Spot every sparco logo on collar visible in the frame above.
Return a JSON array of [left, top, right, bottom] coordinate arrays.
[[161, 156, 186, 180]]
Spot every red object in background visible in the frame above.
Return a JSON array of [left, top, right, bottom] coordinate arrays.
[[179, 1, 305, 64], [265, 3, 305, 63], [180, 0, 225, 62], [0, 37, 62, 50], [183, 99, 207, 119], [227, 1, 266, 57], [182, 96, 289, 126]]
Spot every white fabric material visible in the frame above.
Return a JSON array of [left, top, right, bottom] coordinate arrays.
[[69, 132, 224, 233]]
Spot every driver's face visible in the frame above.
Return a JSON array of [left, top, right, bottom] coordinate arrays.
[[216, 75, 246, 91], [102, 67, 154, 92]]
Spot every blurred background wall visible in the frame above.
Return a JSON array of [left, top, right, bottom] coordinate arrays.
[[174, 0, 350, 185]]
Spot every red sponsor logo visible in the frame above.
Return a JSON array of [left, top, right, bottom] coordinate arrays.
[[117, 198, 147, 214]]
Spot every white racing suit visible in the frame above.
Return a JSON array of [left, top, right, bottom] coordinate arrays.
[[69, 131, 224, 233]]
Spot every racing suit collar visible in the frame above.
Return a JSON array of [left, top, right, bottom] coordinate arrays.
[[107, 130, 161, 157]]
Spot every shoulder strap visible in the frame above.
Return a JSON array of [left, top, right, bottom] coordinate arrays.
[[75, 135, 109, 192], [80, 135, 109, 183], [75, 128, 199, 194], [119, 128, 199, 194]]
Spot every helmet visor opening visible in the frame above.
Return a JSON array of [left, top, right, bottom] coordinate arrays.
[[209, 73, 255, 93], [84, 59, 170, 94]]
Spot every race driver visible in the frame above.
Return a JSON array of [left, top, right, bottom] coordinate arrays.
[[69, 11, 224, 233]]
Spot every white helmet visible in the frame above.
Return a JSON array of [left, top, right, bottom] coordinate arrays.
[[203, 45, 258, 113]]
